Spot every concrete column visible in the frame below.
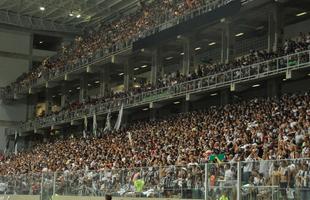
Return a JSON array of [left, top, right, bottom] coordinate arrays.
[[61, 83, 68, 108], [221, 29, 227, 63], [124, 60, 134, 91], [27, 94, 38, 120], [150, 108, 157, 121], [99, 66, 111, 97], [182, 38, 191, 75], [220, 89, 231, 106], [29, 33, 33, 70], [267, 78, 281, 98], [272, 6, 284, 52], [182, 100, 190, 113], [79, 75, 88, 103], [45, 88, 52, 116], [225, 22, 235, 63], [151, 47, 163, 86]]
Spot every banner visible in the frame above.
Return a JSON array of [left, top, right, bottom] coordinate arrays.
[[93, 113, 97, 137], [83, 115, 88, 138], [114, 104, 124, 131], [14, 131, 19, 155], [104, 109, 111, 132]]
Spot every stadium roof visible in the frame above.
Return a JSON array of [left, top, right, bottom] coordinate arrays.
[[0, 0, 141, 33]]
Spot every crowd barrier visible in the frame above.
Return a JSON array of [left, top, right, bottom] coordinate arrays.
[[1, 158, 310, 200]]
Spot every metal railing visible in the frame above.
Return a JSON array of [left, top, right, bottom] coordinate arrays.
[[0, 158, 309, 200], [1, 0, 237, 102], [16, 50, 310, 132]]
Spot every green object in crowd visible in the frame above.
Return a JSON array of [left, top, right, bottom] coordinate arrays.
[[134, 179, 145, 192], [209, 154, 225, 162], [219, 194, 229, 200]]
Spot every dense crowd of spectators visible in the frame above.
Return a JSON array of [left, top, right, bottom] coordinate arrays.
[[0, 91, 309, 198], [2, 0, 207, 96], [38, 32, 310, 119]]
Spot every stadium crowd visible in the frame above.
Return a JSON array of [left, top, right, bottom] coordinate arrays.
[[36, 32, 310, 119], [0, 91, 310, 198], [3, 0, 207, 96]]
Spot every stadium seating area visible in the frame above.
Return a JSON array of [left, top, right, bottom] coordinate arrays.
[[3, 0, 206, 96], [36, 33, 310, 119], [1, 91, 309, 175]]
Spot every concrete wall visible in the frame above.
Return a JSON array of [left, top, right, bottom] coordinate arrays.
[[0, 28, 31, 152]]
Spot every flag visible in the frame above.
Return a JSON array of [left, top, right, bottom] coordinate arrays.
[[128, 132, 133, 146], [104, 109, 111, 132], [14, 131, 19, 155], [83, 115, 88, 138], [114, 104, 124, 131], [93, 113, 97, 137]]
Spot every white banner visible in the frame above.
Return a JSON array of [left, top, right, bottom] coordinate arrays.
[[114, 104, 124, 131], [83, 115, 88, 138], [104, 109, 111, 132]]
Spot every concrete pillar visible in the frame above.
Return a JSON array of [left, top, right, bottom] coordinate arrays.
[[267, 78, 281, 98], [182, 39, 191, 75], [124, 60, 134, 91], [151, 47, 163, 86], [45, 88, 52, 116], [150, 108, 157, 121], [182, 100, 190, 113], [27, 94, 38, 120], [221, 29, 227, 63], [272, 6, 284, 52], [79, 75, 88, 103], [99, 66, 111, 97], [61, 83, 68, 108], [225, 22, 235, 63], [220, 89, 231, 106]]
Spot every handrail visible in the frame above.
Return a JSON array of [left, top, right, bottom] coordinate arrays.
[[16, 50, 310, 132]]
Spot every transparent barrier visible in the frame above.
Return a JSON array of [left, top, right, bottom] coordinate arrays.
[[1, 159, 310, 199], [17, 50, 310, 132]]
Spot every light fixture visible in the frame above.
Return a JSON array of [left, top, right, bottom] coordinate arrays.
[[69, 90, 72, 93], [134, 67, 139, 71], [180, 52, 184, 55], [296, 12, 307, 17], [282, 79, 287, 81], [256, 26, 264, 30], [141, 48, 145, 52], [142, 108, 149, 111], [76, 87, 80, 90], [308, 73, 310, 76], [252, 84, 260, 88], [39, 41, 44, 44], [134, 84, 141, 88], [173, 101, 180, 105], [39, 6, 45, 11], [88, 84, 91, 87], [235, 33, 244, 37], [209, 42, 216, 46], [133, 77, 137, 80], [69, 13, 74, 17], [195, 47, 201, 51], [76, 14, 81, 18], [119, 73, 124, 76], [210, 93, 218, 96], [141, 65, 148, 68], [165, 56, 173, 60], [52, 95, 56, 98], [177, 35, 182, 39], [95, 80, 100, 84]]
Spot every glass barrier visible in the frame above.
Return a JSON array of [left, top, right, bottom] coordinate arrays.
[[1, 159, 310, 199]]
